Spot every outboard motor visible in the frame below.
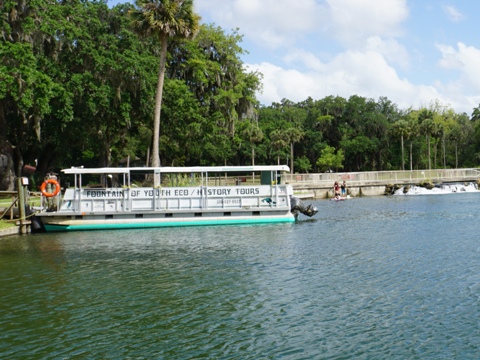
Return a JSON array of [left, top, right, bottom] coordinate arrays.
[[30, 215, 46, 232], [290, 196, 318, 219]]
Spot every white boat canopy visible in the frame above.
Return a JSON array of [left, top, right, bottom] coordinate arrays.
[[62, 165, 291, 175]]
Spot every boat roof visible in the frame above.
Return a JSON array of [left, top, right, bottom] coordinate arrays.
[[62, 165, 290, 175]]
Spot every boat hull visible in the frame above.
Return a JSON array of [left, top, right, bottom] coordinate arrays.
[[38, 211, 295, 232]]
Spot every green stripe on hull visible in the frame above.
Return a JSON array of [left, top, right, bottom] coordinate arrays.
[[43, 216, 295, 232]]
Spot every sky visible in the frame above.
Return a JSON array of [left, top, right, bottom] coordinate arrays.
[[110, 0, 480, 115]]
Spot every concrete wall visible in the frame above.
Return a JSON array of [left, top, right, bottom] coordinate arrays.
[[0, 226, 20, 238], [294, 185, 386, 199], [289, 168, 480, 199]]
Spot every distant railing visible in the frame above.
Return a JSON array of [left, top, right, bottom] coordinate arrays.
[[283, 168, 480, 187], [159, 169, 480, 188]]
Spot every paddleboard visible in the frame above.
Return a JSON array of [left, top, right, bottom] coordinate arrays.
[[330, 195, 350, 201]]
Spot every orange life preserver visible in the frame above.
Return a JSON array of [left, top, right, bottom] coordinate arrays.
[[40, 179, 61, 197]]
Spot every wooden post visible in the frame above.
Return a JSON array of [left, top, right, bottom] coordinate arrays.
[[10, 194, 14, 220], [17, 178, 25, 234], [16, 177, 30, 234]]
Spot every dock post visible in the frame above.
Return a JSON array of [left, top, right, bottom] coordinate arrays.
[[16, 177, 30, 234]]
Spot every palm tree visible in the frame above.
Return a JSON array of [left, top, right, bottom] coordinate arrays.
[[448, 113, 470, 168], [130, 0, 200, 182], [391, 119, 409, 170], [431, 118, 444, 169], [419, 109, 434, 170], [240, 118, 263, 166], [406, 118, 419, 171], [471, 105, 480, 122], [270, 130, 289, 165], [286, 127, 303, 173]]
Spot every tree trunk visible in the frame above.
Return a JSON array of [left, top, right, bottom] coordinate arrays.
[[401, 135, 404, 171], [290, 142, 294, 173], [14, 146, 24, 180], [409, 141, 413, 171], [443, 136, 446, 169], [35, 142, 57, 183], [0, 141, 14, 191], [251, 146, 255, 181], [455, 142, 458, 168], [0, 102, 15, 190], [427, 135, 431, 170], [152, 32, 168, 186]]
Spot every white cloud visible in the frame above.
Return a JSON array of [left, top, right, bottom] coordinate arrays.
[[437, 42, 480, 90], [434, 42, 480, 112], [195, 0, 480, 114], [442, 5, 464, 22], [282, 49, 326, 71], [249, 48, 442, 111], [326, 0, 408, 47], [364, 36, 410, 70], [196, 0, 409, 54], [196, 0, 326, 49], [248, 62, 317, 103]]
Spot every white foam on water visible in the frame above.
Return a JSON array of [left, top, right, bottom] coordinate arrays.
[[394, 182, 478, 195]]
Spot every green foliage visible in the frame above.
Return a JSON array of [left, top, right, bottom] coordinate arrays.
[[316, 146, 344, 172], [1, 0, 480, 191], [161, 173, 200, 187], [294, 155, 312, 173], [130, 0, 201, 171], [0, 220, 16, 230]]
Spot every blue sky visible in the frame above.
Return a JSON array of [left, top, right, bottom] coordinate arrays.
[[109, 0, 480, 115]]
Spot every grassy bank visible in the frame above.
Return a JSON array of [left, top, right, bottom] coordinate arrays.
[[1, 197, 15, 229], [0, 220, 16, 230]]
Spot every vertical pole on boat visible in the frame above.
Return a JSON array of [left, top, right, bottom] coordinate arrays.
[[201, 171, 205, 209], [153, 169, 160, 210], [72, 173, 77, 211], [77, 173, 82, 212], [273, 170, 278, 206], [204, 172, 208, 209]]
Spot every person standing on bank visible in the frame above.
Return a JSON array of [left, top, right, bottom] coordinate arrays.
[[341, 181, 347, 197], [334, 181, 341, 198]]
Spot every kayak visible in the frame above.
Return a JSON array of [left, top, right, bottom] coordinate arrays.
[[330, 195, 350, 201]]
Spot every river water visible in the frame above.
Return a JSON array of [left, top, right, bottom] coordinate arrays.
[[1, 193, 480, 359]]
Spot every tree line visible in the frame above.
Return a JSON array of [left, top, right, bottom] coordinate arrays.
[[1, 0, 480, 190], [262, 96, 480, 174]]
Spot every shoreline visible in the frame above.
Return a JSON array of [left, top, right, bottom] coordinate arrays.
[[0, 226, 20, 238]]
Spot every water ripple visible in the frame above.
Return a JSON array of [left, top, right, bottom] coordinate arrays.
[[1, 195, 480, 358]]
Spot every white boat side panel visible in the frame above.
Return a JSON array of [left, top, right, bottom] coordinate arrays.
[[58, 185, 292, 214]]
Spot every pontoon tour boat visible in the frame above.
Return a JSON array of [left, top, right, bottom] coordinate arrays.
[[32, 165, 318, 232]]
